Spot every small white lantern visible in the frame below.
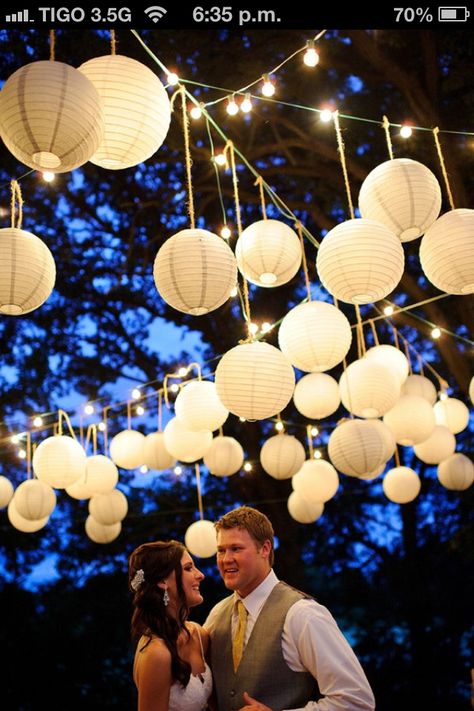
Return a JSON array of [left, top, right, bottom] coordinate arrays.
[[235, 219, 302, 287], [328, 419, 387, 477], [433, 398, 469, 434], [13, 479, 56, 520], [420, 209, 474, 295], [175, 381, 228, 432], [339, 359, 400, 418], [7, 499, 49, 533], [414, 425, 456, 464], [79, 54, 171, 170], [364, 345, 409, 385], [109, 429, 145, 469], [66, 455, 119, 500], [292, 460, 339, 503], [203, 436, 244, 476], [287, 491, 324, 524], [0, 228, 56, 315], [278, 301, 352, 373], [0, 476, 14, 508], [358, 158, 442, 242], [383, 395, 436, 445], [185, 519, 217, 558], [143, 432, 176, 471], [401, 374, 437, 405], [0, 60, 104, 172], [316, 218, 404, 304], [215, 341, 295, 420], [85, 515, 121, 544], [163, 417, 212, 463], [260, 434, 305, 480], [33, 435, 86, 489], [437, 453, 474, 491], [153, 229, 237, 315], [293, 372, 341, 419], [469, 376, 474, 405], [383, 466, 421, 503], [89, 488, 128, 525]]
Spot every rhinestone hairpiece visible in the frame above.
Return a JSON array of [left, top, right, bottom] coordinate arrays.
[[131, 568, 145, 591]]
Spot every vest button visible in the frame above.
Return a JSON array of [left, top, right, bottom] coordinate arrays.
[[230, 689, 236, 697]]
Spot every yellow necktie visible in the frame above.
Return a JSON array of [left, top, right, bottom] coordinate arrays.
[[232, 600, 248, 672]]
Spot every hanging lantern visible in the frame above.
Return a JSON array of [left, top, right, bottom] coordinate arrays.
[[109, 429, 145, 469], [235, 219, 302, 287], [0, 60, 104, 172], [401, 374, 437, 404], [33, 435, 86, 489], [85, 515, 121, 544], [469, 376, 474, 405], [339, 359, 400, 418], [292, 460, 339, 503], [358, 158, 442, 242], [66, 455, 119, 500], [175, 380, 229, 432], [13, 479, 56, 521], [414, 425, 456, 464], [328, 419, 387, 477], [364, 345, 409, 385], [316, 218, 404, 304], [433, 397, 469, 434], [293, 372, 341, 420], [185, 519, 217, 558], [7, 499, 49, 533], [383, 466, 421, 503], [383, 395, 436, 445], [287, 491, 324, 524], [153, 229, 237, 315], [203, 436, 244, 476], [278, 301, 352, 373], [358, 463, 386, 481], [143, 432, 176, 471], [79, 54, 171, 170], [0, 476, 14, 508], [163, 417, 212, 463], [260, 434, 305, 480], [89, 488, 128, 525], [420, 209, 474, 295], [215, 341, 295, 420], [437, 453, 474, 491]]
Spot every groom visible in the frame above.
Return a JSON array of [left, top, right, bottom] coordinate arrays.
[[205, 506, 375, 711]]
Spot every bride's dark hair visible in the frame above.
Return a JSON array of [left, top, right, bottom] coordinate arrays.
[[129, 540, 192, 687]]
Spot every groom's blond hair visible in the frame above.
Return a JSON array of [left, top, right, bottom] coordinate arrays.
[[215, 506, 275, 566]]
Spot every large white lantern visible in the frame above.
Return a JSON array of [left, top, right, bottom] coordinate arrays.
[[185, 519, 217, 558], [292, 460, 339, 503], [328, 419, 387, 477], [153, 229, 237, 315], [278, 301, 352, 373], [143, 432, 176, 471], [7, 500, 49, 533], [66, 455, 119, 500], [293, 372, 341, 419], [203, 436, 244, 476], [215, 341, 295, 420], [316, 218, 404, 304], [0, 60, 103, 172], [339, 359, 400, 418], [358, 158, 441, 242], [437, 453, 474, 491], [364, 345, 409, 385], [0, 228, 56, 315], [235, 219, 302, 287], [0, 476, 14, 508], [414, 425, 456, 464], [79, 54, 171, 170], [163, 417, 212, 463], [109, 429, 145, 469], [420, 209, 474, 295], [433, 398, 469, 434], [85, 515, 121, 544], [33, 435, 86, 489], [287, 491, 324, 524], [89, 488, 128, 525], [383, 395, 436, 445], [13, 479, 56, 520], [401, 374, 437, 404], [175, 380, 228, 432], [260, 434, 305, 480], [383, 466, 421, 503]]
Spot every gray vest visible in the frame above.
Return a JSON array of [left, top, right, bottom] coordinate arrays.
[[210, 581, 318, 711]]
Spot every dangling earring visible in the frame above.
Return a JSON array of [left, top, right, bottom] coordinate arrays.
[[163, 588, 170, 607]]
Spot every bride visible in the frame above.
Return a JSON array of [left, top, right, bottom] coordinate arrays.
[[129, 540, 214, 711]]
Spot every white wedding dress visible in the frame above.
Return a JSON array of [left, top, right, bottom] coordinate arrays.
[[168, 626, 213, 711]]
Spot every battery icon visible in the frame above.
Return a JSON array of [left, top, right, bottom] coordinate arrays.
[[438, 6, 470, 21]]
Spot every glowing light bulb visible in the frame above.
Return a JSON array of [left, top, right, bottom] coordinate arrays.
[[384, 305, 394, 316], [170, 383, 179, 393], [98, 422, 106, 432], [167, 72, 179, 86], [42, 171, 55, 182], [214, 153, 227, 166], [261, 75, 275, 97], [178, 367, 188, 377], [132, 388, 141, 400], [174, 465, 182, 476], [230, 286, 238, 297], [313, 449, 322, 459], [220, 226, 231, 239], [431, 327, 441, 339], [261, 322, 272, 333], [226, 97, 239, 115], [304, 41, 319, 67], [249, 322, 259, 335], [190, 105, 202, 120], [439, 391, 448, 401], [240, 93, 253, 113], [275, 421, 284, 432], [11, 435, 19, 445], [320, 109, 333, 123], [84, 404, 94, 415], [136, 405, 145, 416], [18, 449, 26, 459], [311, 426, 319, 437], [400, 125, 412, 138], [33, 416, 43, 427], [243, 462, 252, 472], [140, 465, 148, 474], [239, 417, 246, 422]]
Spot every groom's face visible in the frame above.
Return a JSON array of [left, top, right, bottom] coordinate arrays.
[[216, 527, 271, 598]]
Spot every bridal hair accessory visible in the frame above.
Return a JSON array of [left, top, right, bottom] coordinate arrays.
[[163, 588, 170, 606], [131, 569, 145, 591]]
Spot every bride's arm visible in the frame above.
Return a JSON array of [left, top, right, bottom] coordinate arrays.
[[135, 639, 173, 711]]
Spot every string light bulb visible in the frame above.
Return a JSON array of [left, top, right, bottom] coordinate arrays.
[[313, 449, 322, 459], [18, 449, 26, 459], [214, 152, 227, 166], [261, 322, 272, 333], [303, 40, 320, 67], [11, 435, 20, 444], [170, 383, 180, 393], [384, 305, 394, 316], [84, 404, 94, 415], [230, 286, 238, 297], [98, 422, 106, 432], [243, 462, 252, 472], [226, 96, 239, 115], [42, 171, 55, 182], [166, 72, 179, 86], [431, 327, 441, 339], [240, 93, 253, 114], [320, 108, 333, 123], [140, 465, 148, 473], [132, 388, 141, 400], [239, 416, 246, 422], [261, 74, 275, 97], [136, 405, 145, 416], [220, 226, 231, 239], [275, 420, 284, 432], [400, 125, 413, 138], [190, 105, 203, 120], [174, 465, 182, 476], [249, 322, 259, 335], [178, 366, 188, 377], [33, 416, 43, 427], [311, 426, 319, 437], [439, 391, 448, 401]]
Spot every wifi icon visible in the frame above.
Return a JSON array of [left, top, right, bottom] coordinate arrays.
[[145, 5, 167, 23]]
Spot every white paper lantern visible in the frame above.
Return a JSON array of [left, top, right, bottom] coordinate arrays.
[[287, 491, 324, 524], [215, 341, 295, 420], [33, 435, 86, 489], [66, 455, 119, 500], [0, 228, 56, 316], [153, 229, 237, 315], [163, 417, 212, 463], [383, 395, 436, 445], [89, 488, 128, 525], [469, 376, 474, 406], [328, 419, 387, 477], [235, 219, 302, 287], [13, 479, 56, 520], [316, 218, 404, 304], [292, 460, 339, 503], [420, 209, 474, 295], [358, 158, 442, 242], [401, 374, 437, 405], [85, 515, 121, 544], [358, 463, 386, 481], [79, 54, 171, 170], [185, 519, 217, 558], [175, 381, 229, 432], [7, 500, 49, 533], [414, 425, 456, 464], [437, 453, 474, 491], [383, 466, 421, 503], [433, 398, 469, 434], [0, 476, 14, 508], [109, 429, 145, 469], [293, 372, 341, 419], [339, 359, 400, 418], [143, 432, 176, 471], [0, 60, 103, 172], [260, 434, 305, 480], [364, 345, 409, 385], [204, 436, 244, 476], [278, 301, 352, 373]]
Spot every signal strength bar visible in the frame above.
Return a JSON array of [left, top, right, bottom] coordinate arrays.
[[6, 8, 34, 21]]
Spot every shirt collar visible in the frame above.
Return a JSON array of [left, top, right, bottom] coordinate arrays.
[[234, 569, 279, 618]]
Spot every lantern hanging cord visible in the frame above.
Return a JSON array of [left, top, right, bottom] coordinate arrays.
[[10, 180, 23, 230], [394, 446, 401, 468], [382, 115, 394, 160], [369, 319, 379, 346], [157, 391, 163, 431], [195, 463, 204, 520], [171, 85, 196, 229], [57, 409, 77, 440], [333, 111, 355, 220], [355, 305, 366, 355], [433, 127, 455, 210], [127, 401, 132, 430], [102, 406, 110, 455], [26, 431, 31, 478], [255, 176, 267, 220], [49, 29, 55, 61], [306, 425, 314, 458], [205, 115, 228, 228], [110, 29, 116, 55], [296, 222, 312, 301]]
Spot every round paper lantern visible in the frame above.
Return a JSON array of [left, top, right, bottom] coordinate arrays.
[[7, 500, 49, 533], [293, 373, 341, 420], [260, 434, 305, 480], [163, 417, 212, 463], [292, 460, 339, 503], [469, 376, 474, 405], [328, 419, 387, 477], [33, 435, 86, 489], [143, 432, 176, 471], [437, 453, 474, 491], [316, 218, 404, 304], [358, 463, 386, 481], [383, 466, 421, 503], [0, 476, 14, 508], [85, 515, 121, 544], [89, 488, 128, 525], [401, 374, 437, 404], [235, 219, 302, 287], [414, 425, 456, 464], [153, 229, 237, 315], [109, 429, 145, 469], [420, 209, 474, 295], [215, 341, 295, 420], [0, 60, 103, 172], [339, 359, 400, 418], [13, 479, 56, 520], [0, 228, 56, 316], [383, 395, 436, 446], [278, 301, 352, 373], [433, 398, 469, 434], [79, 54, 171, 170], [66, 455, 119, 500], [175, 380, 228, 432], [287, 491, 324, 524], [204, 436, 244, 476], [358, 158, 441, 242], [185, 519, 217, 558], [364, 345, 409, 385]]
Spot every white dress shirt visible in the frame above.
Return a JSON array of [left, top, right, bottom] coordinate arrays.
[[205, 570, 375, 711]]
